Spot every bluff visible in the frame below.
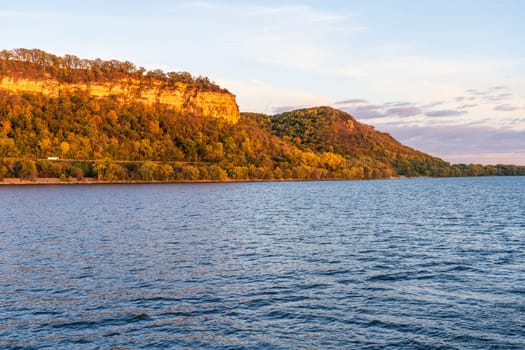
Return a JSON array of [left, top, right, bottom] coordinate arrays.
[[2, 49, 524, 182], [0, 48, 240, 123]]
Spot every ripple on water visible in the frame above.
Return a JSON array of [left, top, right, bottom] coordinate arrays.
[[0, 177, 524, 349]]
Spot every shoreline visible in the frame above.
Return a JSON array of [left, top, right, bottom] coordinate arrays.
[[2, 175, 522, 186], [0, 177, 403, 186]]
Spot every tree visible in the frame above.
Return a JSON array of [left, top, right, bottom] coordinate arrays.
[[60, 141, 70, 158], [93, 158, 125, 180], [14, 158, 37, 180], [138, 161, 157, 181], [0, 137, 16, 157], [0, 161, 7, 181]]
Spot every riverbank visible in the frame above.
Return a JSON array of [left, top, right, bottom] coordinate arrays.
[[0, 177, 139, 185], [3, 174, 525, 186], [0, 177, 237, 185], [0, 177, 404, 185]]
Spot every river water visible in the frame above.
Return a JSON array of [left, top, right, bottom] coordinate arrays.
[[1, 177, 524, 349]]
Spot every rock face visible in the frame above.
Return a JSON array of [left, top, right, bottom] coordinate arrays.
[[0, 77, 240, 123]]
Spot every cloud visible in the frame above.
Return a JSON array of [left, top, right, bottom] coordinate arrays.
[[465, 89, 484, 96], [494, 104, 519, 111], [382, 101, 411, 107], [490, 85, 508, 91], [340, 100, 427, 120], [334, 87, 523, 128], [354, 104, 383, 111], [466, 85, 510, 97], [458, 104, 478, 109], [334, 98, 368, 105], [179, 3, 359, 73], [341, 99, 478, 121], [342, 104, 385, 119], [272, 105, 307, 114], [425, 109, 468, 117], [334, 57, 515, 89], [183, 1, 345, 22], [180, 4, 522, 111], [464, 86, 514, 105], [422, 101, 445, 108], [481, 93, 513, 103], [217, 78, 332, 114], [376, 124, 525, 165], [347, 110, 385, 119], [385, 106, 422, 117], [160, 4, 524, 125], [443, 152, 525, 165], [237, 5, 350, 23]]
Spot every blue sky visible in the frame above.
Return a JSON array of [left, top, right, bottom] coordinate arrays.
[[1, 0, 524, 164]]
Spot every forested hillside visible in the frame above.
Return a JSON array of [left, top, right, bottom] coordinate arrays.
[[1, 49, 524, 182]]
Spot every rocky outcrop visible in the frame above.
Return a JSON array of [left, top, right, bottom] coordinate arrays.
[[0, 77, 240, 123]]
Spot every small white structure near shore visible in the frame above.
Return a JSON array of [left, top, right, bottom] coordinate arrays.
[[47, 157, 60, 160]]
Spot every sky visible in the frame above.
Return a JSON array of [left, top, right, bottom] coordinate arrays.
[[1, 0, 524, 165]]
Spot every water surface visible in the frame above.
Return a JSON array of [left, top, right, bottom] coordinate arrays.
[[1, 177, 524, 349]]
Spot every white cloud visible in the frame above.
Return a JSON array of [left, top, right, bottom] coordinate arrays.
[[441, 152, 525, 165], [378, 124, 525, 165], [174, 2, 360, 72], [183, 2, 350, 24]]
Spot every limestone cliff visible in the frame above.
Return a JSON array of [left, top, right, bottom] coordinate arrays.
[[0, 48, 240, 123], [0, 77, 240, 123]]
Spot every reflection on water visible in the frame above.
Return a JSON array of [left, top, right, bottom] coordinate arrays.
[[1, 177, 524, 349]]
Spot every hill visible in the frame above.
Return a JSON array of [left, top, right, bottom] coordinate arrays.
[[1, 49, 524, 182], [269, 107, 452, 177]]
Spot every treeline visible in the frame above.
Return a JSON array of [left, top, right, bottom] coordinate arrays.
[[0, 48, 225, 92], [2, 157, 524, 183], [0, 158, 230, 182], [1, 89, 524, 182]]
